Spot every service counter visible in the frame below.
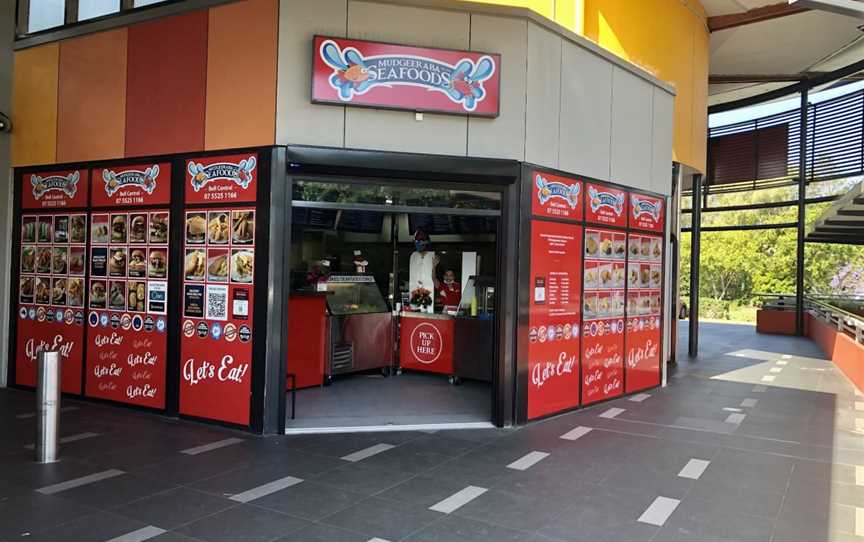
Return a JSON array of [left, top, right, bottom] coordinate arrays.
[[399, 311, 494, 382]]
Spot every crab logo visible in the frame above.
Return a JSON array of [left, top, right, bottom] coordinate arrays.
[[188, 157, 256, 193], [536, 174, 580, 209], [103, 165, 159, 197], [588, 186, 624, 216], [631, 195, 662, 222], [319, 40, 496, 112], [31, 171, 79, 200]]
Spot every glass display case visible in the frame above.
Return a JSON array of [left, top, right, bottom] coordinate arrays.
[[324, 275, 389, 315]]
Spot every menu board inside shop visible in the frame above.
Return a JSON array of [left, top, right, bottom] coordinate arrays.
[[91, 163, 171, 207], [625, 233, 663, 392], [585, 182, 627, 228], [185, 154, 258, 204], [527, 220, 582, 419], [629, 193, 665, 233], [21, 169, 89, 210], [85, 210, 169, 408], [531, 171, 583, 222], [581, 227, 626, 405], [16, 213, 87, 393], [179, 208, 255, 425]]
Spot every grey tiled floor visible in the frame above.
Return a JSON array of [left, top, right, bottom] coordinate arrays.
[[1, 321, 863, 541]]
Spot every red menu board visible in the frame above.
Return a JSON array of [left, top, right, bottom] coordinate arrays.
[[185, 154, 258, 205], [312, 36, 501, 117], [179, 208, 255, 426], [527, 220, 582, 419], [581, 227, 625, 405], [84, 210, 169, 408], [531, 171, 583, 222], [21, 169, 88, 209], [15, 213, 87, 393], [91, 163, 171, 207], [585, 182, 627, 228], [629, 193, 665, 233], [625, 233, 663, 392]]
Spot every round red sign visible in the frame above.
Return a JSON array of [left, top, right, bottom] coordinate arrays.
[[410, 323, 443, 364]]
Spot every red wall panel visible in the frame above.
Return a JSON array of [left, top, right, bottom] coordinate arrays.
[[125, 11, 208, 157], [808, 314, 864, 393]]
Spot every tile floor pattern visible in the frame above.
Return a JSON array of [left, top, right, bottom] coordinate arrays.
[[1, 322, 863, 541]]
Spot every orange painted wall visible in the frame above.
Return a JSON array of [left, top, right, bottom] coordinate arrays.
[[11, 43, 59, 166], [808, 314, 864, 393], [57, 29, 128, 163], [125, 11, 208, 157], [205, 0, 278, 150]]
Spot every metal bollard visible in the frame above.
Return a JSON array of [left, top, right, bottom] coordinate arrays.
[[36, 351, 61, 463]]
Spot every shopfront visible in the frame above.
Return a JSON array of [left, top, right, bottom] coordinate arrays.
[[5, 0, 675, 434]]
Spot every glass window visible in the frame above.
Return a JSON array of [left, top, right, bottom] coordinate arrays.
[[78, 0, 119, 21], [28, 0, 65, 33], [133, 0, 166, 6], [292, 181, 501, 211]]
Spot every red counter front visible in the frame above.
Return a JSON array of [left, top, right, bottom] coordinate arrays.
[[400, 315, 454, 375], [287, 294, 328, 389]]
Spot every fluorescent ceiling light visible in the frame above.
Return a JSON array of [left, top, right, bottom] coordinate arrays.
[[789, 0, 864, 18]]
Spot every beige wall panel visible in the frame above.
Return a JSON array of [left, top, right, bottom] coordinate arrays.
[[610, 66, 652, 191], [524, 23, 561, 169]]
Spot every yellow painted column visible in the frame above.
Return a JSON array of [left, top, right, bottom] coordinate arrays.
[[12, 44, 59, 167]]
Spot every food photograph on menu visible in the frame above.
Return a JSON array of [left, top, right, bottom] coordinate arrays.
[[128, 248, 147, 278], [91, 215, 109, 244], [68, 247, 85, 275], [22, 216, 36, 243], [109, 281, 126, 310], [67, 278, 84, 307], [208, 211, 230, 244], [207, 250, 229, 282], [130, 213, 148, 243], [36, 247, 52, 274], [111, 214, 127, 243], [20, 277, 34, 303], [34, 277, 50, 304], [127, 281, 147, 312], [20, 246, 35, 273], [51, 277, 67, 306], [53, 215, 69, 243], [232, 210, 255, 244], [52, 247, 67, 274], [70, 214, 87, 243], [148, 248, 167, 278], [90, 280, 107, 309], [38, 217, 52, 243], [185, 249, 205, 281], [150, 212, 168, 244], [186, 212, 206, 244], [109, 247, 127, 277], [231, 249, 254, 283]]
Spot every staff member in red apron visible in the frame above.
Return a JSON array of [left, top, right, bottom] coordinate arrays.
[[435, 269, 461, 309]]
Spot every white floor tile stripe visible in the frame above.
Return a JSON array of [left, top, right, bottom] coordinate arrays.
[[855, 402, 864, 412], [855, 419, 864, 432], [181, 437, 244, 455], [560, 426, 593, 441], [368, 538, 392, 542], [229, 476, 303, 503], [36, 469, 124, 495], [725, 413, 747, 424], [740, 398, 758, 408], [24, 432, 99, 450], [761, 375, 776, 383], [599, 408, 625, 419], [752, 385, 767, 393], [769, 367, 783, 374], [775, 360, 788, 366], [341, 443, 395, 462], [722, 407, 743, 413], [781, 354, 792, 359], [507, 451, 549, 471], [856, 465, 864, 487], [628, 393, 651, 402], [638, 496, 680, 526], [678, 459, 710, 480], [857, 507, 864, 537], [429, 486, 488, 513], [16, 406, 78, 419], [106, 526, 167, 542]]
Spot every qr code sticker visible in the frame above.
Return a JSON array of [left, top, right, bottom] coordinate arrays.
[[206, 284, 229, 321]]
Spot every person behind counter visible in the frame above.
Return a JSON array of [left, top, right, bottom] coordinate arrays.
[[434, 269, 461, 309]]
